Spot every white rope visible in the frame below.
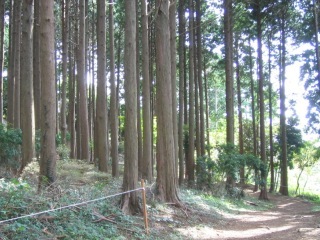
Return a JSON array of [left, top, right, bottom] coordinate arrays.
[[0, 187, 144, 225]]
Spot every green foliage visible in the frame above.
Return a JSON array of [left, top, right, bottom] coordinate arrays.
[[275, 116, 304, 168], [57, 144, 70, 161], [0, 178, 30, 220], [216, 143, 244, 181], [196, 155, 217, 189], [0, 124, 22, 169]]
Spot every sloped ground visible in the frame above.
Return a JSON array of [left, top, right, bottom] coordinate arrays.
[[1, 160, 320, 240], [166, 190, 320, 240]]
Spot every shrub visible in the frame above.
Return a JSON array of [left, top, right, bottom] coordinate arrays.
[[0, 124, 22, 170]]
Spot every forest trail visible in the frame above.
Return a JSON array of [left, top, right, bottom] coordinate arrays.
[[179, 191, 320, 240]]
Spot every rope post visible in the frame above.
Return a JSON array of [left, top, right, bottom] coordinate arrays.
[[141, 179, 149, 235]]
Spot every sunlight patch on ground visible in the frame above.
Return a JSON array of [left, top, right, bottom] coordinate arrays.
[[177, 225, 293, 239]]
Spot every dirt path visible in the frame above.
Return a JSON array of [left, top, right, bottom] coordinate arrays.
[[180, 192, 320, 239]]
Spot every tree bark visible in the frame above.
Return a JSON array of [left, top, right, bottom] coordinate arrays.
[[170, 0, 178, 180], [224, 0, 235, 190], [39, 0, 57, 188], [256, 1, 268, 200], [95, 0, 108, 172], [60, 0, 69, 145], [109, 0, 119, 177], [178, 0, 185, 185], [196, 0, 205, 157], [77, 0, 90, 161], [187, 0, 195, 184], [268, 34, 275, 193], [33, 0, 41, 131], [235, 36, 244, 184], [7, 0, 14, 126], [20, 0, 35, 172], [14, 0, 22, 128], [155, 0, 180, 204], [0, 0, 4, 123], [121, 0, 139, 214], [279, 11, 288, 196], [141, 0, 152, 182]]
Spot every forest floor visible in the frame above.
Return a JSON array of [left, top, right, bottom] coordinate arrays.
[[156, 188, 320, 240], [1, 160, 320, 239]]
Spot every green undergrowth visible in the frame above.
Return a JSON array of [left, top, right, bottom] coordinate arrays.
[[290, 190, 320, 212], [1, 160, 275, 240]]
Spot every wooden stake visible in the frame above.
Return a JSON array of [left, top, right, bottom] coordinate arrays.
[[141, 179, 149, 234]]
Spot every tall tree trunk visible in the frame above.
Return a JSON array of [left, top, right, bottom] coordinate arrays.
[[249, 37, 258, 192], [141, 0, 152, 182], [235, 36, 244, 184], [178, 0, 185, 185], [60, 0, 69, 144], [196, 0, 205, 157], [95, 0, 108, 172], [279, 12, 288, 196], [313, 0, 320, 87], [155, 0, 180, 204], [170, 0, 178, 180], [69, 55, 76, 159], [203, 55, 210, 157], [7, 0, 14, 126], [39, 0, 57, 188], [109, 0, 119, 178], [0, 0, 4, 123], [256, 1, 268, 200], [90, 9, 96, 163], [268, 34, 275, 193], [136, 0, 143, 179], [77, 0, 90, 161], [20, 0, 34, 172], [187, 0, 195, 184], [224, 0, 235, 190], [121, 0, 139, 214], [33, 0, 41, 131], [14, 0, 22, 128]]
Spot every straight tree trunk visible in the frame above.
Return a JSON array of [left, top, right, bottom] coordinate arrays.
[[313, 0, 320, 87], [155, 0, 180, 204], [224, 0, 235, 190], [170, 0, 178, 180], [109, 0, 119, 177], [203, 55, 210, 157], [141, 0, 152, 182], [39, 0, 57, 188], [136, 0, 143, 179], [20, 0, 34, 172], [268, 34, 275, 193], [187, 0, 195, 184], [178, 0, 185, 185], [121, 0, 139, 214], [60, 0, 69, 144], [196, 0, 205, 157], [95, 0, 108, 172], [77, 0, 90, 161], [235, 36, 244, 184], [7, 0, 14, 126], [33, 0, 41, 131], [279, 13, 288, 196], [14, 0, 22, 128], [249, 37, 258, 192], [0, 0, 4, 123], [69, 56, 76, 159], [256, 1, 268, 200]]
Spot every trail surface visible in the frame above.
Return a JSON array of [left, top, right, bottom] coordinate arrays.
[[180, 192, 320, 239]]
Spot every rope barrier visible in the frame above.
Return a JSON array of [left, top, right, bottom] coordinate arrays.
[[0, 187, 144, 225]]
